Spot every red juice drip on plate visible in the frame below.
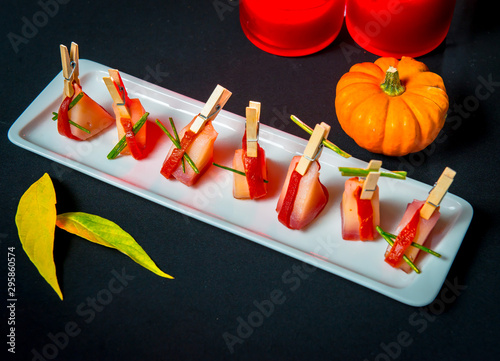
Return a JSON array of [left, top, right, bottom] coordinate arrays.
[[240, 0, 345, 57], [345, 0, 456, 58]]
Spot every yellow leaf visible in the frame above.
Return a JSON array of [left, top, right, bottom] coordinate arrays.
[[15, 173, 62, 300], [56, 212, 173, 279]]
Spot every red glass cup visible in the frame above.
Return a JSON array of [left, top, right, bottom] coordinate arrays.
[[240, 0, 346, 57], [345, 0, 456, 58]]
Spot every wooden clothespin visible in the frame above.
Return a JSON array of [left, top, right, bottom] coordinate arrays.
[[190, 85, 232, 134], [108, 69, 131, 105], [246, 101, 261, 158], [295, 122, 331, 176], [103, 69, 131, 120], [360, 160, 382, 200], [60, 42, 80, 97], [420, 167, 456, 220]]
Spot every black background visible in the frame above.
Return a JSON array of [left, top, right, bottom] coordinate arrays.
[[2, 0, 499, 360]]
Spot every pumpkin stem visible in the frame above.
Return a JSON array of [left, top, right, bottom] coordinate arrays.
[[380, 66, 405, 97]]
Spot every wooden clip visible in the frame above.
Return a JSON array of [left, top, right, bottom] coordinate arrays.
[[190, 85, 232, 134], [60, 42, 80, 97], [360, 160, 382, 200], [246, 101, 261, 158], [295, 122, 331, 176], [420, 167, 456, 220], [103, 69, 130, 119], [108, 69, 130, 105]]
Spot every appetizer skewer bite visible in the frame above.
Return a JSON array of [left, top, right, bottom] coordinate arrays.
[[380, 167, 455, 273], [232, 101, 268, 199], [55, 42, 114, 140], [103, 69, 148, 160], [276, 122, 330, 230], [340, 161, 382, 241], [160, 85, 232, 186], [339, 161, 407, 241]]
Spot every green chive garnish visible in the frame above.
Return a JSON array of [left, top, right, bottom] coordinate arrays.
[[213, 162, 246, 177], [107, 112, 149, 159], [212, 162, 269, 183], [155, 119, 199, 174], [409, 242, 442, 258], [168, 117, 187, 173], [52, 112, 91, 134], [290, 115, 351, 158], [68, 120, 91, 134], [338, 167, 407, 180], [69, 92, 84, 108], [169, 117, 180, 143]]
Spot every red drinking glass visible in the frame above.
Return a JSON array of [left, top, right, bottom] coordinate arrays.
[[345, 0, 456, 58], [240, 0, 346, 57]]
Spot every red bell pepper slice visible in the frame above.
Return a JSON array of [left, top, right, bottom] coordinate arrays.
[[119, 117, 142, 160], [241, 132, 266, 199], [57, 94, 82, 141], [354, 186, 374, 240], [385, 204, 424, 267], [160, 129, 197, 178], [277, 169, 303, 227], [244, 149, 266, 199]]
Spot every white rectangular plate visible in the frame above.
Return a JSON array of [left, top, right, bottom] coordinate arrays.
[[8, 60, 473, 306]]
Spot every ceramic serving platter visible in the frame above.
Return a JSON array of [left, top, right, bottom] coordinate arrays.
[[8, 60, 473, 306]]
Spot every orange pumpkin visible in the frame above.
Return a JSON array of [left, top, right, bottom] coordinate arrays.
[[335, 57, 449, 156]]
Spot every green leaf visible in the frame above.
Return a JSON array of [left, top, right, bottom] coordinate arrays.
[[56, 212, 173, 279], [15, 173, 63, 299]]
